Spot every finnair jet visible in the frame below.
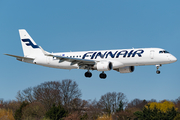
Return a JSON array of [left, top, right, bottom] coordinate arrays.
[[5, 29, 177, 79]]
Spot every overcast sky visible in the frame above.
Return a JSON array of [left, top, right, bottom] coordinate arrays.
[[1, 0, 180, 102]]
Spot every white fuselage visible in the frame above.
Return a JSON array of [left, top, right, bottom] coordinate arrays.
[[28, 48, 176, 70]]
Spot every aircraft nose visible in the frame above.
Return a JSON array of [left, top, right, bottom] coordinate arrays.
[[170, 55, 177, 63]]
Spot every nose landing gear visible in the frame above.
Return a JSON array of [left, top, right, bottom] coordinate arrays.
[[156, 70, 160, 74], [156, 64, 162, 74]]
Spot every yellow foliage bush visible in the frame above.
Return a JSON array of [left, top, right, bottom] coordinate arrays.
[[146, 100, 178, 113], [96, 114, 112, 120], [173, 113, 180, 120], [0, 109, 15, 120]]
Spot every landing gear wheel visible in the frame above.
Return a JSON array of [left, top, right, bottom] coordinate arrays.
[[156, 70, 160, 74], [99, 72, 107, 79], [155, 64, 161, 74], [85, 71, 92, 78]]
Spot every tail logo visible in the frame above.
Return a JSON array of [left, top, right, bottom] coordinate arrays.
[[22, 39, 39, 48]]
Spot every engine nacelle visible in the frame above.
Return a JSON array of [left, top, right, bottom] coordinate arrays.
[[118, 66, 134, 73], [96, 61, 113, 71]]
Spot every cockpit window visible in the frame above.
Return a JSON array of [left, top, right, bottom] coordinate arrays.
[[164, 51, 169, 53], [159, 50, 169, 54]]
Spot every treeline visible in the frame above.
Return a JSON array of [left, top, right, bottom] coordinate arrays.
[[0, 79, 180, 120]]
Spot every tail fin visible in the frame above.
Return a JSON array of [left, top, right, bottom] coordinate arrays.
[[19, 29, 44, 57]]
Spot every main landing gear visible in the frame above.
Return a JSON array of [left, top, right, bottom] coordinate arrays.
[[99, 72, 107, 79], [84, 71, 107, 79], [156, 64, 162, 74], [85, 71, 92, 78]]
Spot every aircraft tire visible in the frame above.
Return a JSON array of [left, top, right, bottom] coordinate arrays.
[[99, 73, 107, 79], [85, 71, 92, 78], [156, 70, 160, 74]]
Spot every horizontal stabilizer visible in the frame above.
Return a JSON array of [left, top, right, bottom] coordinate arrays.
[[4, 54, 34, 60]]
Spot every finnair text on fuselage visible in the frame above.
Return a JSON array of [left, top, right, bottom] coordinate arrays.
[[82, 50, 144, 59]]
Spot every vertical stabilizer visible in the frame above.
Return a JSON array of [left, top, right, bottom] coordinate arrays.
[[19, 29, 44, 57]]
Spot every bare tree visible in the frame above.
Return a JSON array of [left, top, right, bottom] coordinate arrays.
[[23, 87, 34, 103], [150, 99, 157, 102], [33, 81, 62, 111], [16, 87, 34, 103], [15, 79, 82, 112], [64, 98, 88, 120], [59, 79, 82, 110], [16, 91, 24, 102], [98, 92, 127, 114], [69, 98, 88, 112], [86, 99, 103, 120], [126, 98, 148, 110], [99, 92, 114, 114]]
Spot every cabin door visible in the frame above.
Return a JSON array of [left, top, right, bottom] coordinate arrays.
[[150, 50, 154, 59]]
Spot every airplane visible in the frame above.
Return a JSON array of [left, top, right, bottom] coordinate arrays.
[[5, 29, 177, 79]]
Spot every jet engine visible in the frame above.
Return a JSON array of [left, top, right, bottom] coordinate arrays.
[[96, 61, 113, 71], [118, 66, 134, 73]]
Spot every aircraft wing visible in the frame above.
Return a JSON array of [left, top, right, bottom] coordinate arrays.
[[4, 54, 34, 60], [50, 54, 95, 66], [39, 46, 96, 68]]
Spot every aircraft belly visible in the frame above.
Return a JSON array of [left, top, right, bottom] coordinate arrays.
[[49, 60, 78, 69]]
